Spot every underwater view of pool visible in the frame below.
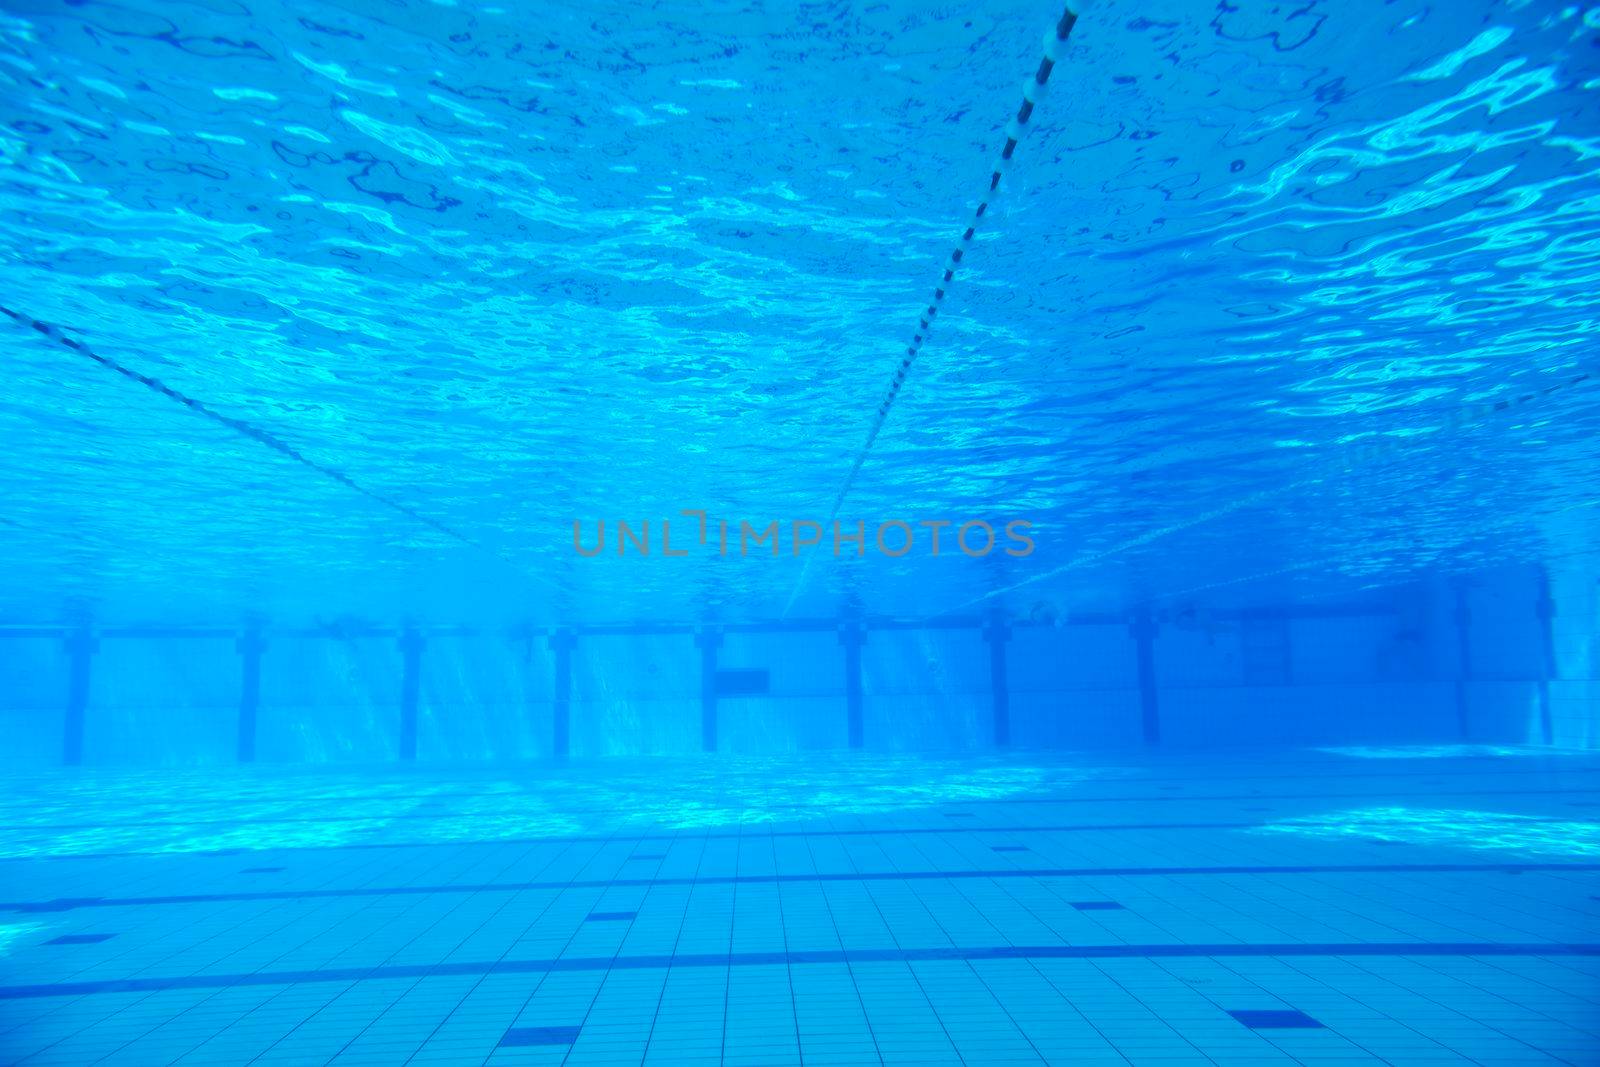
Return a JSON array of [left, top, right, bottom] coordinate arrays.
[[1, 0, 1597, 1062]]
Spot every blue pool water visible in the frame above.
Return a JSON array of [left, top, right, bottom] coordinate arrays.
[[1, 0, 1599, 1063]]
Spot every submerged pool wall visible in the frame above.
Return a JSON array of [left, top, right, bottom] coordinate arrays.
[[0, 562, 1594, 768], [1550, 564, 1600, 747]]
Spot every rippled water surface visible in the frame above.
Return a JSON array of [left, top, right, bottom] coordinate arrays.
[[1, 0, 1596, 624]]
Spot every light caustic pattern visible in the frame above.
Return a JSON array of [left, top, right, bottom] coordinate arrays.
[[0, 754, 1082, 858], [0, 1, 1597, 624]]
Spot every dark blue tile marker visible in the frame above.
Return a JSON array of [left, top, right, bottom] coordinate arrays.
[[45, 934, 115, 945], [587, 911, 637, 922], [1228, 1009, 1324, 1029], [1071, 901, 1124, 911], [630, 853, 666, 860], [241, 867, 284, 874], [500, 1025, 581, 1047], [945, 812, 975, 818], [992, 845, 1029, 853]]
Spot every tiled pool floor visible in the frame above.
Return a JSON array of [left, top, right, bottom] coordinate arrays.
[[0, 748, 1597, 1065]]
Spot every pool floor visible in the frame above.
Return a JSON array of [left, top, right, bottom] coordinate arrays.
[[0, 748, 1597, 1064]]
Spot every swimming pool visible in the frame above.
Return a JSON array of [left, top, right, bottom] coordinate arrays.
[[0, 0, 1597, 1063]]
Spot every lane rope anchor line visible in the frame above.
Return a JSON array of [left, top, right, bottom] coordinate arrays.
[[2, 305, 555, 591], [784, 2, 1087, 615]]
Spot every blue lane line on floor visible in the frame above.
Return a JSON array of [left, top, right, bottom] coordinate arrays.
[[4, 861, 1593, 912], [14, 898, 100, 912], [586, 911, 637, 922], [3, 943, 1596, 1000]]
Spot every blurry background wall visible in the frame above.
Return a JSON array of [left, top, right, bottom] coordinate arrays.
[[0, 563, 1593, 768]]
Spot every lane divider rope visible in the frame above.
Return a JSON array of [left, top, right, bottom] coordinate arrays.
[[2, 305, 554, 591], [784, 2, 1087, 615]]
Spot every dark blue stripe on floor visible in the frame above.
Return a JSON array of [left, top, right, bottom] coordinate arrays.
[[586, 911, 636, 922], [1071, 901, 1125, 911], [18, 899, 102, 913], [3, 861, 1592, 913], [2, 943, 1595, 999], [500, 1025, 581, 1046], [1228, 1009, 1324, 1029]]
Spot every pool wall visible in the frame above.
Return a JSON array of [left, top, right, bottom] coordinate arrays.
[[1, 562, 1594, 768]]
